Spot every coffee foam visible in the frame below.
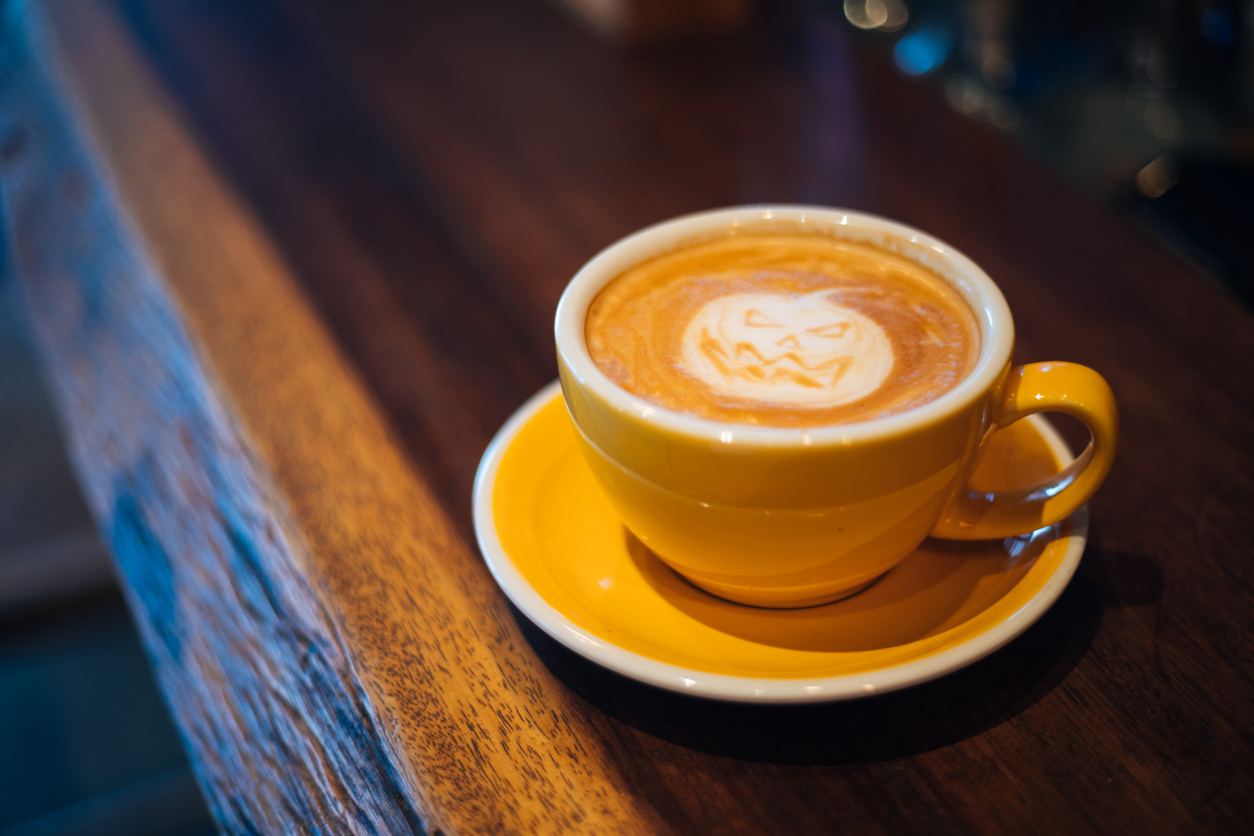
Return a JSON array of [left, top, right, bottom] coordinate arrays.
[[680, 290, 894, 407], [585, 233, 981, 428]]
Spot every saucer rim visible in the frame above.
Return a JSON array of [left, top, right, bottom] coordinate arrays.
[[472, 380, 1088, 704]]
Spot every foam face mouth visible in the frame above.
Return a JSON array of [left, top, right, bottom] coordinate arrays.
[[681, 290, 894, 407]]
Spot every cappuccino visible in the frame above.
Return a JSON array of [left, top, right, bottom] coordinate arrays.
[[585, 232, 980, 427]]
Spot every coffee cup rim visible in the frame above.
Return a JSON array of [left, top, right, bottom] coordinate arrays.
[[554, 204, 1015, 446]]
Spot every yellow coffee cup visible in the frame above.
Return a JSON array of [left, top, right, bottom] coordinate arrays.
[[555, 206, 1117, 608]]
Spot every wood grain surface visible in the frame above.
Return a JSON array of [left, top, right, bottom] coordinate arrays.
[[2, 0, 1252, 832], [3, 2, 651, 833]]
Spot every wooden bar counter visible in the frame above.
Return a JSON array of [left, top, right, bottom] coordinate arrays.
[[1, 0, 1251, 832]]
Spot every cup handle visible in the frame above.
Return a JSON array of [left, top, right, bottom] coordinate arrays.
[[930, 362, 1118, 540]]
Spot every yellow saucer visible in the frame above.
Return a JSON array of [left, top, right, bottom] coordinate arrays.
[[473, 382, 1087, 703]]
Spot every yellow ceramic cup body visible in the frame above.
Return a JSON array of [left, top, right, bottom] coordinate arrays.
[[555, 206, 1117, 608]]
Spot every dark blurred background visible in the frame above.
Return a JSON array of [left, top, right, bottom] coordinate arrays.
[[827, 0, 1254, 304], [0, 0, 1249, 833]]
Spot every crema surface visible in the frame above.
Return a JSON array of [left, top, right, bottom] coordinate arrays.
[[585, 233, 981, 427]]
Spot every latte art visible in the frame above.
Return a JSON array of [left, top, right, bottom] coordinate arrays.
[[681, 291, 894, 407], [585, 232, 980, 427]]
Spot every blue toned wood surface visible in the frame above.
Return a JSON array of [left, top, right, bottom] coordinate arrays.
[[0, 3, 424, 833], [1, 0, 1252, 833]]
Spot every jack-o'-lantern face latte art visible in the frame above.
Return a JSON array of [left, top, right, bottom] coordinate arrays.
[[585, 233, 981, 427]]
